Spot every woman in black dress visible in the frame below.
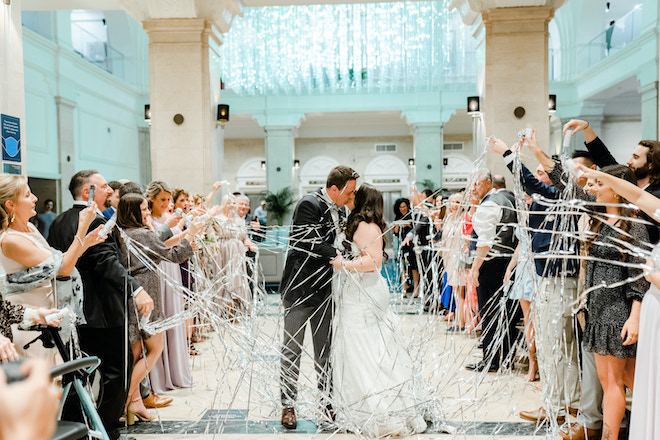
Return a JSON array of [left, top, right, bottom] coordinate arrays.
[[393, 198, 415, 295], [581, 165, 649, 440]]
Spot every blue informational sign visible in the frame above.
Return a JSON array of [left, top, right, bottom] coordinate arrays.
[[3, 163, 21, 175], [1, 114, 21, 162]]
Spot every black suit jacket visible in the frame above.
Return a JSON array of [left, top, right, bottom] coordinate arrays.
[[48, 204, 141, 328], [280, 189, 343, 308]]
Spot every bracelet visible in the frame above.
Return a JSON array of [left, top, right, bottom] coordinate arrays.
[[75, 235, 84, 247]]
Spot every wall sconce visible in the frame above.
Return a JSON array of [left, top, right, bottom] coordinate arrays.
[[408, 158, 415, 167], [144, 104, 151, 124], [260, 160, 266, 170], [216, 104, 229, 128], [293, 159, 300, 169], [548, 94, 557, 113], [467, 96, 480, 115]]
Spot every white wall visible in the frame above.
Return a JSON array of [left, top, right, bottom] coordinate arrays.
[[600, 118, 642, 163]]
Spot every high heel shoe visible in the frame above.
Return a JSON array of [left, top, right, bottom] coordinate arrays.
[[126, 401, 155, 425], [524, 351, 539, 382]]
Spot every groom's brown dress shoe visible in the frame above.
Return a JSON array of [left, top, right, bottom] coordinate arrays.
[[282, 407, 297, 429]]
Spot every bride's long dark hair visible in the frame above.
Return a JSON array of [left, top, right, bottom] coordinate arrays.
[[344, 184, 388, 262]]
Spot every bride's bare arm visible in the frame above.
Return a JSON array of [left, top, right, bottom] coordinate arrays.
[[333, 222, 383, 272]]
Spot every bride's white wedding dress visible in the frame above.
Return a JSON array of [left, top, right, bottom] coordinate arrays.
[[332, 242, 428, 437]]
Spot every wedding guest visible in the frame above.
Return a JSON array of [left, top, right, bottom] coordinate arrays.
[[574, 163, 660, 439], [564, 119, 660, 243], [117, 193, 201, 424], [35, 199, 57, 239], [0, 359, 59, 440], [48, 170, 154, 440], [237, 195, 263, 295], [555, 164, 649, 440], [443, 193, 468, 332], [0, 175, 103, 361], [254, 200, 268, 226], [102, 180, 122, 220], [0, 299, 63, 363], [145, 181, 194, 393], [393, 198, 414, 295], [492, 135, 584, 423], [466, 170, 521, 372], [213, 195, 255, 318], [503, 193, 538, 381], [400, 190, 434, 300]]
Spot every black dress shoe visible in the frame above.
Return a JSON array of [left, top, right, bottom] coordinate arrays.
[[282, 407, 297, 429], [465, 360, 498, 372]]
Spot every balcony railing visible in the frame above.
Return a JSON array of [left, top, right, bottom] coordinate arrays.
[[71, 22, 132, 83], [576, 4, 643, 73]]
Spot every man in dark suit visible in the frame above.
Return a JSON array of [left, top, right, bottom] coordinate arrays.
[[48, 170, 154, 440], [280, 166, 358, 429]]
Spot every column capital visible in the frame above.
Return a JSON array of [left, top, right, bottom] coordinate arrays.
[[578, 102, 606, 121], [254, 112, 305, 129], [54, 96, 77, 109], [639, 81, 659, 99], [121, 0, 243, 34], [402, 109, 452, 127], [142, 18, 222, 47]]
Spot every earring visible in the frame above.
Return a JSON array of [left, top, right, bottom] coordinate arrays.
[[8, 212, 14, 224]]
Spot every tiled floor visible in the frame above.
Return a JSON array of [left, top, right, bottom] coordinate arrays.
[[122, 295, 554, 439]]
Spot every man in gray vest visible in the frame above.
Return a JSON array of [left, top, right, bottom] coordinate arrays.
[[465, 169, 521, 372]]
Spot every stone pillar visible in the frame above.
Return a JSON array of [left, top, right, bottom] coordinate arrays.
[[412, 123, 444, 190], [0, 0, 27, 176], [55, 97, 77, 210], [264, 126, 295, 195], [639, 81, 659, 140], [142, 19, 221, 193], [482, 7, 555, 176]]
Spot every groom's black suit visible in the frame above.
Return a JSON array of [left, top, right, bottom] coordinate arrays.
[[280, 188, 345, 407]]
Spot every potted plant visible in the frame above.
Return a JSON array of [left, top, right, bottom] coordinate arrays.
[[264, 187, 295, 226]]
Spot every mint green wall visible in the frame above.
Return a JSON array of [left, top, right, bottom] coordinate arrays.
[[22, 11, 149, 186]]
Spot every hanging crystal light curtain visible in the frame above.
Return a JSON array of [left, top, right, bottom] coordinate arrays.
[[218, 2, 475, 96]]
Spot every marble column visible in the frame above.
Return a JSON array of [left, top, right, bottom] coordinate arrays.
[[142, 19, 221, 194], [639, 81, 659, 140], [264, 126, 295, 195], [412, 123, 444, 190], [482, 7, 555, 176]]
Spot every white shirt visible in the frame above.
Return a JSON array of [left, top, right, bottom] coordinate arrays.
[[472, 188, 503, 249]]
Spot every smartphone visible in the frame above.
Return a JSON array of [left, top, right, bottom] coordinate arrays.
[[88, 184, 95, 205]]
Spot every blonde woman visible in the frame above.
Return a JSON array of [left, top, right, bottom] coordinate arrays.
[[0, 174, 103, 361]]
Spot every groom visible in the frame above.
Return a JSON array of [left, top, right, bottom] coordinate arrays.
[[280, 165, 358, 429]]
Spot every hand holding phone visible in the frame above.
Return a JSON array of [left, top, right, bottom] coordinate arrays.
[[88, 184, 95, 205]]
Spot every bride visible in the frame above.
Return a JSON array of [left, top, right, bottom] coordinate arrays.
[[331, 184, 428, 437]]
